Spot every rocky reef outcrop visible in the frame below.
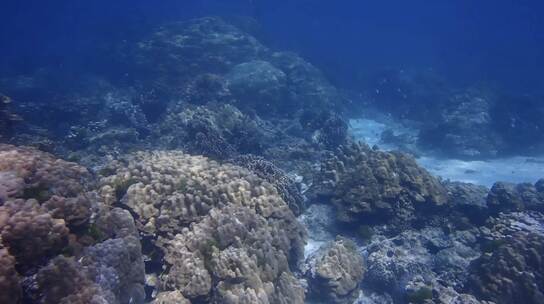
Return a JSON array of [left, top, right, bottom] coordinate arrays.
[[131, 17, 341, 117], [98, 150, 307, 303], [312, 142, 448, 225], [466, 211, 544, 304], [418, 89, 501, 158], [487, 179, 544, 214]]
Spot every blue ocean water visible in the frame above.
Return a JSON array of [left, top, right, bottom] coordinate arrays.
[[1, 1, 543, 304]]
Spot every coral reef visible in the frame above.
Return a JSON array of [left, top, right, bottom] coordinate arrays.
[[132, 17, 267, 87], [0, 144, 91, 201], [98, 150, 307, 303], [0, 93, 19, 140], [226, 60, 288, 115], [35, 256, 111, 304], [132, 17, 341, 116], [444, 181, 490, 225], [312, 142, 448, 224], [0, 144, 145, 304], [156, 104, 266, 159], [467, 231, 544, 304], [300, 110, 348, 149], [230, 154, 305, 215], [418, 89, 501, 158], [1, 13, 543, 304], [306, 238, 365, 304], [487, 180, 544, 214], [0, 247, 22, 303], [0, 199, 69, 266], [364, 227, 481, 303]]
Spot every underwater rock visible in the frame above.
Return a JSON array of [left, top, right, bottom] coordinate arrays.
[[300, 110, 348, 149], [312, 142, 448, 225], [269, 51, 342, 114], [487, 180, 544, 214], [490, 93, 544, 155], [132, 17, 341, 116], [298, 203, 337, 245], [98, 150, 307, 303], [418, 89, 501, 158], [132, 17, 267, 91], [226, 60, 288, 115], [444, 181, 490, 225], [306, 238, 365, 304]]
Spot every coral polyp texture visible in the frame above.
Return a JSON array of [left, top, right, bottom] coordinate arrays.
[[98, 150, 307, 303], [313, 142, 448, 224], [306, 238, 365, 304], [0, 144, 145, 304]]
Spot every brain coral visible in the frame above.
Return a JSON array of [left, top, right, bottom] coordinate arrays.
[[99, 150, 307, 303]]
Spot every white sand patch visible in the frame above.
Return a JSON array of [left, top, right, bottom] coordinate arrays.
[[350, 118, 544, 187]]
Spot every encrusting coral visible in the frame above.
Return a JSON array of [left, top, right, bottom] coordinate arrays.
[[98, 150, 307, 303]]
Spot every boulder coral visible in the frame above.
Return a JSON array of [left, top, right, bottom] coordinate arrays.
[[98, 150, 307, 303], [313, 142, 448, 224], [306, 238, 365, 304], [466, 231, 544, 304], [230, 154, 305, 215], [0, 144, 145, 304]]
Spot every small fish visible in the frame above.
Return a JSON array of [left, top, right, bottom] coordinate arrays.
[[0, 93, 12, 104]]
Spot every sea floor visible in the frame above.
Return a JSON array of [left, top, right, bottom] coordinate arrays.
[[349, 117, 544, 187]]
